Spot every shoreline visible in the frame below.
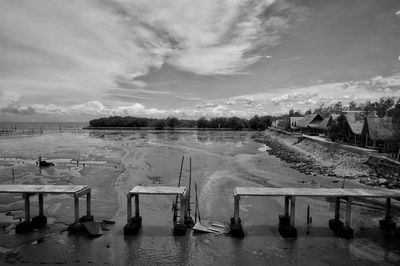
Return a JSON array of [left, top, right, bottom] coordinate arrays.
[[254, 129, 399, 189]]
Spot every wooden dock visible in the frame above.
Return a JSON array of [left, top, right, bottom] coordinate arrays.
[[124, 186, 189, 235], [0, 184, 91, 233], [230, 187, 400, 238]]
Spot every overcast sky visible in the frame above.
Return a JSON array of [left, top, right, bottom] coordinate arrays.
[[1, 0, 400, 122]]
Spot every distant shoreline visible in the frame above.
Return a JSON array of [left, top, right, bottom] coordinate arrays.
[[83, 126, 257, 131]]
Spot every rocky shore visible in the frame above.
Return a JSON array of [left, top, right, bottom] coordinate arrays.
[[254, 130, 400, 189]]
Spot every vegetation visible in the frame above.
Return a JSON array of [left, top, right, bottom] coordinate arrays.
[[89, 115, 272, 130]]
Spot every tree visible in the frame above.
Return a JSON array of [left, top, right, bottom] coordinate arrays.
[[304, 109, 312, 115], [197, 117, 208, 128], [375, 97, 394, 117], [166, 117, 179, 128], [364, 101, 376, 116]]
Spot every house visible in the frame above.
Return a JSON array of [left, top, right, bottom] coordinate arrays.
[[343, 111, 365, 145], [289, 117, 303, 131], [296, 114, 324, 135], [362, 117, 397, 152], [316, 114, 340, 137]]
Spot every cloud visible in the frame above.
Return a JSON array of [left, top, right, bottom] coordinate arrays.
[[0, 0, 307, 103], [396, 10, 400, 17], [271, 91, 318, 104]]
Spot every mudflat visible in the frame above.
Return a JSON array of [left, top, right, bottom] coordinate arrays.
[[0, 130, 399, 265]]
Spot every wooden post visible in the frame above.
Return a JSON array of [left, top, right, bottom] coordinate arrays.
[[24, 193, 30, 222], [74, 196, 79, 223], [134, 194, 140, 218], [345, 197, 352, 227], [86, 190, 91, 217], [334, 197, 340, 220], [233, 195, 240, 224], [284, 196, 289, 217], [290, 196, 296, 227], [385, 198, 391, 221], [127, 194, 132, 223], [38, 193, 44, 216]]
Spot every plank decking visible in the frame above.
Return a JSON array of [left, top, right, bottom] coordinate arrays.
[[129, 186, 186, 195], [234, 187, 400, 198]]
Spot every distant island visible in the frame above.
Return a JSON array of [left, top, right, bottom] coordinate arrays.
[[87, 115, 272, 130]]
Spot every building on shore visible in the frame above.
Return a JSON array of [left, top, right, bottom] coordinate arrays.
[[289, 117, 303, 131], [315, 114, 340, 137], [296, 114, 323, 135], [362, 117, 397, 152]]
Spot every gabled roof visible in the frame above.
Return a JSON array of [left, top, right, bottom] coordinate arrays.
[[296, 114, 323, 129], [365, 117, 395, 141], [344, 112, 364, 135]]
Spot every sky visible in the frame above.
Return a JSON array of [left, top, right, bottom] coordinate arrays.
[[1, 0, 400, 122]]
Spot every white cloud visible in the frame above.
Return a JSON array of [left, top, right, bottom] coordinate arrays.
[[271, 91, 318, 104], [396, 10, 400, 17]]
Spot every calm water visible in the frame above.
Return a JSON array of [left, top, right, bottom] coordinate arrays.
[[0, 130, 399, 265]]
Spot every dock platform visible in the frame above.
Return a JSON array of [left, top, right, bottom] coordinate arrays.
[[124, 186, 190, 236], [230, 187, 400, 238], [0, 184, 91, 233]]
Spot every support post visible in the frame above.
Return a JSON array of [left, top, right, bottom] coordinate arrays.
[[86, 191, 91, 217], [284, 196, 289, 217], [24, 193, 30, 222], [233, 195, 240, 225], [344, 197, 351, 228], [334, 197, 340, 220], [74, 196, 79, 223], [290, 196, 296, 227], [336, 197, 353, 238], [127, 194, 132, 223], [180, 194, 186, 224], [134, 194, 140, 219], [38, 193, 44, 216], [379, 197, 396, 231], [229, 194, 244, 238]]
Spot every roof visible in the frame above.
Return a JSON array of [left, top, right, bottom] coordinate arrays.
[[317, 114, 340, 130], [345, 112, 364, 135], [296, 114, 323, 129], [365, 117, 395, 141]]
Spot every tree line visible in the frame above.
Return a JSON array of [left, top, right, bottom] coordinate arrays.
[[89, 115, 272, 130]]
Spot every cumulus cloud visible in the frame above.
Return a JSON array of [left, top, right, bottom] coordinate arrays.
[[271, 91, 318, 104], [396, 10, 400, 17]]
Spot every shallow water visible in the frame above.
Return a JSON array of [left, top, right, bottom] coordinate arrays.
[[0, 130, 399, 265]]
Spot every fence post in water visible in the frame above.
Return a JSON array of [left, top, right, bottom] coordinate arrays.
[[307, 205, 310, 225], [134, 194, 140, 219], [290, 196, 296, 227], [86, 189, 91, 217]]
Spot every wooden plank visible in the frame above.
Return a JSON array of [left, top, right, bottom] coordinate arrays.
[[129, 186, 187, 195], [234, 187, 400, 198], [0, 184, 89, 194]]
